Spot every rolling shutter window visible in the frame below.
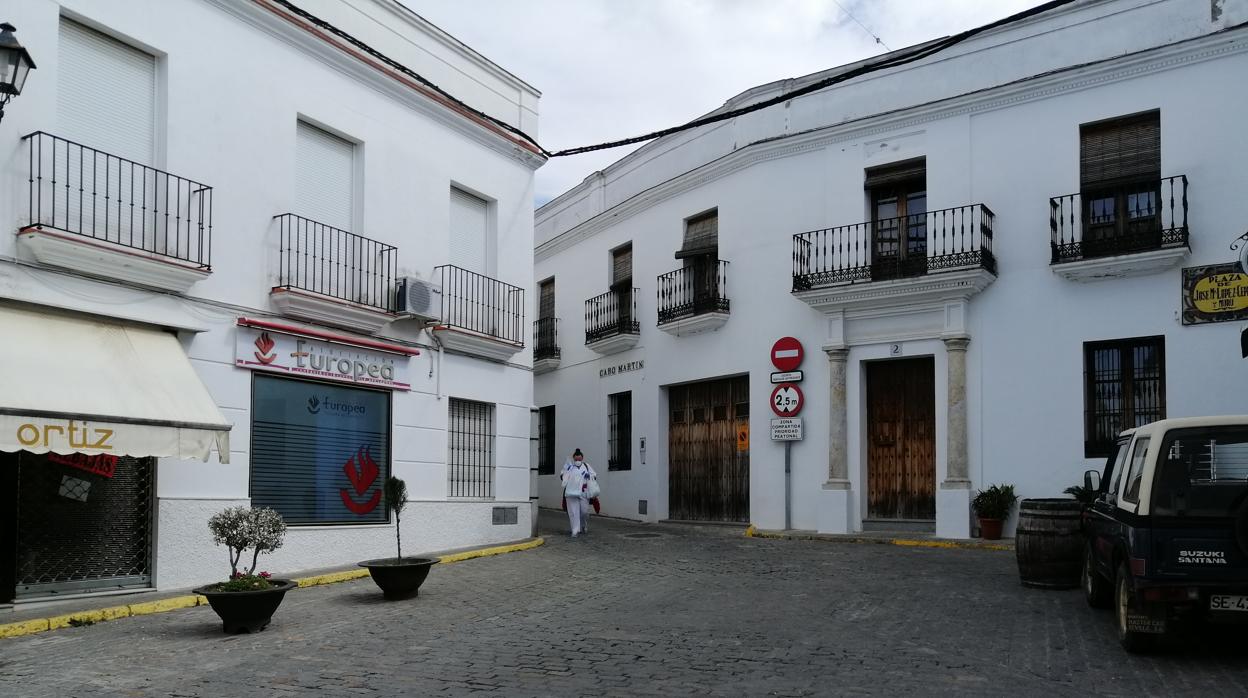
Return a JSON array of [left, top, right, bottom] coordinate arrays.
[[677, 211, 718, 259], [449, 188, 489, 273], [863, 157, 926, 190], [58, 19, 156, 164], [1080, 112, 1160, 188], [612, 245, 633, 285], [295, 121, 355, 231], [539, 278, 555, 319]]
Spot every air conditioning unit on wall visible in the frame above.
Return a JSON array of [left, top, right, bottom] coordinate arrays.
[[396, 277, 442, 323]]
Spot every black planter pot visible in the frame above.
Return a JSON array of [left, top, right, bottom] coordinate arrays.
[[359, 557, 438, 600], [193, 579, 297, 634]]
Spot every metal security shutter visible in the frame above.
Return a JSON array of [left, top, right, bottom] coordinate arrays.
[[449, 188, 489, 273], [58, 19, 156, 164], [677, 210, 718, 259], [1080, 111, 1160, 188], [448, 398, 495, 498], [296, 121, 355, 231]]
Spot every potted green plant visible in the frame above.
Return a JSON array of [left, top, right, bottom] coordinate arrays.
[[193, 506, 295, 634], [972, 483, 1017, 540], [359, 476, 438, 600]]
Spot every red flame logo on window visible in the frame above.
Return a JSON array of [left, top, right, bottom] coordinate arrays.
[[254, 332, 277, 365], [339, 446, 382, 515]]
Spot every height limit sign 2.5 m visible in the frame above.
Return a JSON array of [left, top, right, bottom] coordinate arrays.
[[770, 383, 803, 418]]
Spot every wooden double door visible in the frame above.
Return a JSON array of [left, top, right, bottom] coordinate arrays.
[[866, 358, 936, 520], [668, 376, 750, 522]]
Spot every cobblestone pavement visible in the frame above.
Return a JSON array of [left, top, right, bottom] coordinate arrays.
[[3, 511, 1248, 697]]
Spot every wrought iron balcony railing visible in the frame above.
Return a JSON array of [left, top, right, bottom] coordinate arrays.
[[1050, 175, 1188, 264], [22, 131, 214, 269], [274, 213, 397, 311], [534, 317, 560, 360], [585, 288, 640, 344], [435, 265, 525, 345], [657, 260, 729, 325], [792, 204, 996, 291]]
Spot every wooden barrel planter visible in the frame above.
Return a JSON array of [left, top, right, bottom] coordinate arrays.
[[1015, 498, 1084, 589]]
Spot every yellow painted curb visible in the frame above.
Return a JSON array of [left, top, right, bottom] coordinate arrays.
[[297, 569, 370, 588], [0, 537, 546, 641], [745, 528, 1010, 552], [439, 536, 545, 564]]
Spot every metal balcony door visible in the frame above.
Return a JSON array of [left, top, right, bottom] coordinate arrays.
[[866, 358, 936, 520], [668, 376, 749, 522], [9, 452, 155, 599]]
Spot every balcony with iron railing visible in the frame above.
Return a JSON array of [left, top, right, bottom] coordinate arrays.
[[18, 131, 214, 292], [791, 203, 997, 313], [1049, 175, 1189, 281], [657, 259, 730, 336], [269, 213, 397, 332], [533, 317, 561, 373], [430, 265, 525, 361], [585, 287, 640, 355]]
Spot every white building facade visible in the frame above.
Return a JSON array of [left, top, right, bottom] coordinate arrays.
[[0, 0, 543, 602], [534, 0, 1248, 538]]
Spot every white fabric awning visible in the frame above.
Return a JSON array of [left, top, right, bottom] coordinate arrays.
[[0, 305, 231, 463]]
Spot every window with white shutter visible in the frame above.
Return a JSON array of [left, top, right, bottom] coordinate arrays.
[[449, 188, 489, 273], [295, 121, 355, 231], [58, 19, 156, 165]]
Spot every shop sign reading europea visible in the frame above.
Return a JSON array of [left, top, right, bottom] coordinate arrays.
[[1182, 263, 1248, 325], [235, 326, 412, 390]]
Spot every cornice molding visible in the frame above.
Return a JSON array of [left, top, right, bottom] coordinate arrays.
[[536, 27, 1248, 261], [206, 0, 545, 170], [793, 268, 996, 314]]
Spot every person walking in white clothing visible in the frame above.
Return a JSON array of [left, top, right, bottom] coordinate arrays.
[[561, 449, 597, 537]]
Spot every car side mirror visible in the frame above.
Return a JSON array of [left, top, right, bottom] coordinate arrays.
[[1084, 469, 1102, 494]]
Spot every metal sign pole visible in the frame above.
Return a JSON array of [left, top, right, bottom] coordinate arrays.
[[784, 441, 791, 530]]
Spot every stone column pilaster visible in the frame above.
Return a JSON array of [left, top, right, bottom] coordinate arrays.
[[824, 346, 849, 487], [942, 336, 971, 487]]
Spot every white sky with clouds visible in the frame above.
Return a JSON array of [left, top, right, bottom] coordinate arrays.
[[403, 0, 1039, 205]]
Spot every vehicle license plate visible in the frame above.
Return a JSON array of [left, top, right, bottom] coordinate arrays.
[[1210, 594, 1248, 611]]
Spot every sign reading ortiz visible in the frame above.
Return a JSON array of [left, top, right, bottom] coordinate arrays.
[[1182, 264, 1248, 325], [1, 415, 228, 462], [236, 327, 411, 390]]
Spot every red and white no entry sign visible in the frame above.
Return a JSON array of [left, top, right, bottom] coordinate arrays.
[[770, 336, 804, 371], [770, 383, 804, 417]]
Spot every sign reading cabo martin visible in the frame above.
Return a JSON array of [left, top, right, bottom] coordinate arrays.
[[235, 325, 413, 390], [599, 359, 644, 378]]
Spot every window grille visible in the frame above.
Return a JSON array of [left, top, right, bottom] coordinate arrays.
[[609, 391, 632, 471], [449, 398, 495, 498], [1084, 336, 1165, 457], [538, 405, 556, 475]]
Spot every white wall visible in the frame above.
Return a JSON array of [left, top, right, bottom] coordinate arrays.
[[534, 1, 1248, 535], [0, 0, 540, 589]]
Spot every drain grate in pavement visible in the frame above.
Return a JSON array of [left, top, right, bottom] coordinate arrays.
[[622, 533, 663, 539]]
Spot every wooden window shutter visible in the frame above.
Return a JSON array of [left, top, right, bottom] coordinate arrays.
[[539, 278, 555, 319], [863, 157, 926, 190], [1080, 111, 1160, 188], [677, 210, 719, 259], [612, 245, 633, 285]]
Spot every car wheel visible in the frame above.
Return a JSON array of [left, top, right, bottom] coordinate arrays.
[[1083, 544, 1111, 609], [1115, 561, 1157, 653]]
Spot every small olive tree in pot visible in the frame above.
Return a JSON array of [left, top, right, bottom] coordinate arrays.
[[359, 476, 438, 600], [193, 506, 296, 634]]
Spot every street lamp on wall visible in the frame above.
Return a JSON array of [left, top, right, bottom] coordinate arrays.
[[0, 22, 36, 123]]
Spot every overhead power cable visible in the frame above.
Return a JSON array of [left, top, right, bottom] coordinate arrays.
[[270, 0, 1076, 159], [832, 0, 891, 51]]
